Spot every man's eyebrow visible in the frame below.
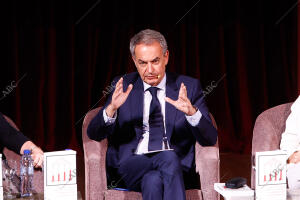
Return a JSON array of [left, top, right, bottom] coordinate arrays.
[[151, 57, 160, 62], [138, 59, 147, 63], [137, 57, 160, 63]]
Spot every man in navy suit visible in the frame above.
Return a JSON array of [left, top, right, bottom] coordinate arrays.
[[87, 29, 217, 200]]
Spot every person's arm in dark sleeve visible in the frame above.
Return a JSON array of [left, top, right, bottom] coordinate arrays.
[[0, 113, 30, 154], [185, 80, 218, 146], [0, 113, 44, 167]]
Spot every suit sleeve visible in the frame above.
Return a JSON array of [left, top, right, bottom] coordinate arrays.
[[87, 77, 120, 141], [0, 113, 30, 154], [187, 80, 218, 146]]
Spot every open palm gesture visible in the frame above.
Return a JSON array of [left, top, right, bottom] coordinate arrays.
[[165, 83, 197, 116], [106, 77, 133, 117]]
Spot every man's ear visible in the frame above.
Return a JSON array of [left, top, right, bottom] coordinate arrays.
[[164, 50, 169, 65], [132, 56, 137, 66]]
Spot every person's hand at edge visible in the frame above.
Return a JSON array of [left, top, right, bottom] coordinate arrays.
[[288, 151, 300, 164], [20, 141, 44, 168]]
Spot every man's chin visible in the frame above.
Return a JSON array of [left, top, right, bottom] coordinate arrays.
[[144, 78, 158, 86]]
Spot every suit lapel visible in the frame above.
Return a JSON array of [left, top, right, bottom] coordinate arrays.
[[129, 76, 144, 139], [165, 73, 178, 141]]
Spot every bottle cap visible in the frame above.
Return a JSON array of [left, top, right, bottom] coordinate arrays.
[[24, 149, 31, 155]]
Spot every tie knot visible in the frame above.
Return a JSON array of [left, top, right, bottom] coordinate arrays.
[[147, 87, 159, 97]]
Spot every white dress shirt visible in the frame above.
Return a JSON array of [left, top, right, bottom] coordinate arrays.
[[280, 95, 300, 159], [103, 74, 202, 154], [280, 96, 300, 189]]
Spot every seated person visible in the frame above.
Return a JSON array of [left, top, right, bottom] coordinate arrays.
[[87, 29, 217, 200], [280, 95, 300, 189], [0, 113, 43, 168]]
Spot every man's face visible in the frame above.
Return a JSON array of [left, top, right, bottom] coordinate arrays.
[[133, 41, 169, 86]]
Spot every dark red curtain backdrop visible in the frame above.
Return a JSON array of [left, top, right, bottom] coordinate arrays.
[[1, 0, 300, 154]]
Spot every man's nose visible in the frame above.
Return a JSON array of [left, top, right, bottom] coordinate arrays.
[[146, 63, 154, 73]]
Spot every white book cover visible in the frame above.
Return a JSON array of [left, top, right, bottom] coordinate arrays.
[[44, 150, 77, 200], [255, 150, 287, 200]]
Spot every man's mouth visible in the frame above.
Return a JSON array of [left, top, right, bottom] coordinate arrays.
[[145, 75, 158, 80]]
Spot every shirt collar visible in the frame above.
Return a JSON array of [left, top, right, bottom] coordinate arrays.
[[143, 74, 166, 92]]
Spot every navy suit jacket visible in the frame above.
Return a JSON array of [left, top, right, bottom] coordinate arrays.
[[87, 72, 218, 172]]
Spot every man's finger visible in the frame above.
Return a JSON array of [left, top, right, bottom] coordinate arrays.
[[182, 83, 188, 97], [33, 153, 44, 168], [37, 157, 43, 167], [115, 78, 123, 90], [118, 77, 123, 84], [179, 83, 185, 97], [113, 83, 123, 96], [179, 95, 188, 102], [179, 83, 187, 97], [165, 97, 177, 107], [125, 84, 133, 95], [33, 157, 39, 167], [116, 81, 123, 92], [115, 77, 123, 88]]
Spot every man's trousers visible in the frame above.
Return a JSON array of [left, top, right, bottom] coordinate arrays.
[[118, 151, 186, 200]]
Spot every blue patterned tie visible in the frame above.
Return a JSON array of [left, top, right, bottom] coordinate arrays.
[[148, 87, 165, 151]]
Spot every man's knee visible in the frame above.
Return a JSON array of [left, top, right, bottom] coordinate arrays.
[[141, 170, 163, 190], [158, 151, 181, 169]]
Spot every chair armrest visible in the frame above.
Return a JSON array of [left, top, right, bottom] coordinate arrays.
[[82, 107, 108, 200], [251, 117, 281, 189], [252, 118, 281, 154], [195, 142, 220, 200], [83, 135, 108, 200]]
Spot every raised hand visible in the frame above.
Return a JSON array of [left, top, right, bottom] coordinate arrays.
[[106, 77, 133, 117], [165, 83, 197, 116]]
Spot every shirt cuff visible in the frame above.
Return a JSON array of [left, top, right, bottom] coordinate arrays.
[[103, 109, 117, 125], [185, 109, 202, 127]]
